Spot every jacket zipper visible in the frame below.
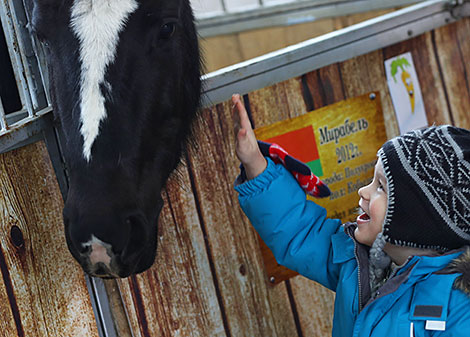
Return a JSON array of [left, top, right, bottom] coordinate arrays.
[[354, 239, 364, 311], [344, 225, 364, 311]]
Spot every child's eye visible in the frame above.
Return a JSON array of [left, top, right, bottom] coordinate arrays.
[[377, 181, 384, 191]]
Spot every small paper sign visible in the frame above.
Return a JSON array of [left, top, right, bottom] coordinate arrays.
[[385, 52, 428, 134]]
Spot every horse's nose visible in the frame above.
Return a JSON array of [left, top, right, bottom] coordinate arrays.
[[81, 235, 114, 269], [88, 238, 112, 266], [92, 263, 115, 278]]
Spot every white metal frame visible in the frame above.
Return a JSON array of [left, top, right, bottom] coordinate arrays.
[[0, 0, 50, 145]]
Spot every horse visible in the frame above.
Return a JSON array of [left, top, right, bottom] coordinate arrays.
[[29, 0, 202, 278]]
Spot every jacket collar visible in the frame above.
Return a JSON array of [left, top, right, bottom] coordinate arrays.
[[438, 247, 470, 296], [344, 223, 470, 296]]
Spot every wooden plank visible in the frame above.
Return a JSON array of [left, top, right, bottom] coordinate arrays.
[[249, 68, 344, 287], [0, 141, 98, 337], [290, 276, 335, 337], [433, 18, 470, 128], [248, 79, 306, 286], [186, 100, 298, 336], [382, 32, 452, 126], [118, 166, 225, 337], [332, 8, 399, 31], [199, 34, 244, 72], [103, 279, 133, 337], [238, 26, 288, 61], [291, 66, 344, 337], [248, 77, 336, 337], [340, 50, 399, 139], [302, 63, 345, 110]]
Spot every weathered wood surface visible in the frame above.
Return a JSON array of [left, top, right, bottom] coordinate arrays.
[[0, 141, 98, 337], [1, 16, 469, 337], [433, 18, 470, 129], [118, 165, 225, 337]]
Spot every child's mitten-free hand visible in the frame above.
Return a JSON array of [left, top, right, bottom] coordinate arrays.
[[232, 94, 267, 180]]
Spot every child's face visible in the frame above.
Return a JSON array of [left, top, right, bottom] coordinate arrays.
[[355, 158, 388, 246]]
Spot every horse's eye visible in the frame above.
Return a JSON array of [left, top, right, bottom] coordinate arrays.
[[159, 22, 176, 39]]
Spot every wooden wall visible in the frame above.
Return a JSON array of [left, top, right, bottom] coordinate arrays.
[[200, 8, 400, 72], [0, 16, 469, 337], [0, 142, 99, 336]]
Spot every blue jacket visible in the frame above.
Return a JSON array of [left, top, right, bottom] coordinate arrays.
[[235, 158, 470, 337]]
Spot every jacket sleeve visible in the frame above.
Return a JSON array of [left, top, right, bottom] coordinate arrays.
[[235, 158, 343, 291]]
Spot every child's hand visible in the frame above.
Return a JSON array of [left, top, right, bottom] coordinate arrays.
[[232, 94, 267, 180]]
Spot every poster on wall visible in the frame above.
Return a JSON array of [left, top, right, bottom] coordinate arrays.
[[255, 92, 387, 225], [385, 52, 428, 134], [253, 93, 387, 283]]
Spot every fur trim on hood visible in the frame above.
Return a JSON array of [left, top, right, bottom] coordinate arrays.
[[447, 247, 470, 296]]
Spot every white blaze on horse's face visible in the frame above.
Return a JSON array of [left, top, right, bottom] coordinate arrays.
[[82, 235, 113, 268], [70, 0, 139, 161]]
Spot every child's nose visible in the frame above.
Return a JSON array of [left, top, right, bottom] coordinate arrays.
[[358, 185, 368, 199]]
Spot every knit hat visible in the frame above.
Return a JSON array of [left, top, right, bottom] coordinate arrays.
[[377, 125, 470, 251]]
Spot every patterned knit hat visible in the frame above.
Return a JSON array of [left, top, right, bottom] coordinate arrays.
[[377, 125, 470, 251]]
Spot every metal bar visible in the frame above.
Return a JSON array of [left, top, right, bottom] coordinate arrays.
[[0, 107, 51, 153], [42, 123, 69, 199], [21, 0, 52, 103], [84, 276, 121, 337], [220, 0, 227, 12], [6, 0, 47, 113], [450, 0, 470, 17], [90, 278, 120, 337], [201, 0, 452, 107], [0, 97, 8, 132], [196, 0, 425, 37]]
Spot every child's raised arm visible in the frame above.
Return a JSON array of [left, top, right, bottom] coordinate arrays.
[[232, 94, 267, 180]]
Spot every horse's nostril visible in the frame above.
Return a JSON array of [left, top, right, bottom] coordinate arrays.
[[80, 245, 91, 255], [121, 213, 148, 263]]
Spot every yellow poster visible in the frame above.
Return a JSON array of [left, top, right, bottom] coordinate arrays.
[[254, 92, 387, 223]]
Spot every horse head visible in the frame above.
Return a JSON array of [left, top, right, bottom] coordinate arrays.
[[31, 0, 201, 278]]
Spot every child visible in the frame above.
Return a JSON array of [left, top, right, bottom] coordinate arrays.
[[232, 94, 470, 337]]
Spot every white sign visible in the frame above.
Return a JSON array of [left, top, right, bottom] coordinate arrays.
[[385, 52, 428, 134]]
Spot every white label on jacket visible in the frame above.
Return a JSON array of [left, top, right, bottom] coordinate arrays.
[[425, 320, 446, 331]]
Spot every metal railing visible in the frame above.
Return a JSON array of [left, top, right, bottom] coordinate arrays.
[[201, 0, 460, 107], [0, 0, 50, 152]]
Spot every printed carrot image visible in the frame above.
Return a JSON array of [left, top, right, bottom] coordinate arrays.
[[390, 57, 415, 113]]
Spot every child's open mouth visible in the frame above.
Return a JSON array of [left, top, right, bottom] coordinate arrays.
[[357, 212, 370, 224]]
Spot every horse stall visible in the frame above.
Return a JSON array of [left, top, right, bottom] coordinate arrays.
[[0, 0, 469, 336]]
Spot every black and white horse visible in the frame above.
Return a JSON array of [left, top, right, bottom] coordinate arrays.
[[30, 0, 201, 278]]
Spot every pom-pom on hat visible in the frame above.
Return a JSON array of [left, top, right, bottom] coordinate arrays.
[[377, 125, 470, 251]]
